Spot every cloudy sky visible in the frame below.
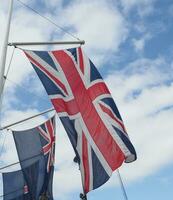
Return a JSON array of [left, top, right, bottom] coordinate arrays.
[[0, 0, 173, 199]]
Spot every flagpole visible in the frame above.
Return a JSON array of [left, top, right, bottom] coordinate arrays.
[[0, 153, 42, 171], [117, 169, 128, 200], [0, 0, 13, 114], [0, 0, 13, 129], [8, 40, 85, 46], [79, 174, 87, 200], [76, 160, 87, 200], [0, 107, 55, 131]]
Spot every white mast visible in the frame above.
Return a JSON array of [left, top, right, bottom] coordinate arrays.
[[0, 0, 13, 113]]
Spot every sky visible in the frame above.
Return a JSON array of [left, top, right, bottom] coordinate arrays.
[[0, 0, 173, 199]]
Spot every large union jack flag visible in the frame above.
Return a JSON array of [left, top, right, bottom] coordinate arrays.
[[24, 47, 136, 193]]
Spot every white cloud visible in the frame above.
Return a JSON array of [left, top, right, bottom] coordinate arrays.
[[132, 33, 151, 52], [0, 108, 55, 196], [44, 0, 63, 10], [1, 56, 171, 198], [0, 130, 19, 172], [1, 108, 51, 130], [53, 166, 82, 199], [120, 0, 155, 17], [168, 4, 173, 17], [0, 114, 82, 199], [1, 0, 128, 96], [133, 38, 145, 52], [105, 57, 173, 184], [0, 0, 173, 199], [58, 0, 128, 64], [0, 2, 53, 101], [53, 117, 83, 198]]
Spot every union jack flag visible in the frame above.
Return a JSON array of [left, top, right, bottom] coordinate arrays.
[[24, 47, 136, 193], [12, 117, 56, 199], [37, 116, 56, 173]]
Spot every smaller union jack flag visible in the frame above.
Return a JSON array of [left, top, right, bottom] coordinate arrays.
[[12, 116, 56, 199], [37, 117, 56, 172]]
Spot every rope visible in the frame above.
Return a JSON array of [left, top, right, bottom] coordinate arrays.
[[0, 47, 16, 127], [5, 46, 16, 78], [4, 77, 49, 103], [16, 0, 80, 41], [0, 46, 16, 96], [0, 48, 15, 170], [0, 133, 7, 158]]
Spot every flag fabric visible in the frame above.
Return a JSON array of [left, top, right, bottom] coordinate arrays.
[[2, 165, 31, 200], [24, 47, 136, 193], [12, 116, 56, 199]]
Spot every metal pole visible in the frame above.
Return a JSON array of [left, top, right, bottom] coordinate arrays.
[[0, 0, 13, 109], [0, 108, 55, 131], [0, 153, 42, 171], [79, 166, 87, 200], [8, 40, 85, 46], [117, 169, 128, 200]]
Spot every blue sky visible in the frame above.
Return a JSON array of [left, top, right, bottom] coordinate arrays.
[[0, 0, 173, 199]]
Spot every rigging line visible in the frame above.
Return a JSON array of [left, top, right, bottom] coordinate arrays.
[[5, 46, 16, 79], [0, 46, 13, 159], [0, 153, 42, 172], [16, 0, 81, 41], [4, 77, 49, 103], [0, 47, 16, 126], [117, 169, 128, 200], [2, 48, 50, 112], [0, 47, 16, 102], [0, 133, 7, 158]]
